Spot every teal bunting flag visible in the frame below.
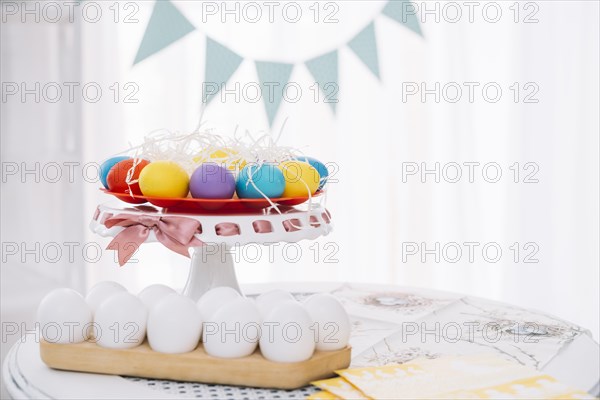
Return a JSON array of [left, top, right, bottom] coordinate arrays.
[[255, 61, 294, 126], [133, 0, 195, 65], [382, 0, 423, 36], [348, 22, 381, 79], [133, 0, 424, 123], [306, 50, 338, 113], [203, 37, 244, 104]]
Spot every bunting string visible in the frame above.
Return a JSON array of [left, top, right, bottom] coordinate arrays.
[[134, 0, 422, 126]]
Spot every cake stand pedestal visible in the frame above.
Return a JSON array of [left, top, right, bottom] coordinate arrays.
[[184, 247, 241, 299], [90, 201, 333, 300]]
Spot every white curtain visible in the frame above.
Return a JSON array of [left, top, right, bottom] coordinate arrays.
[[2, 1, 597, 340]]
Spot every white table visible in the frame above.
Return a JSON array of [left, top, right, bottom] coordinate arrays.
[[3, 283, 599, 399]]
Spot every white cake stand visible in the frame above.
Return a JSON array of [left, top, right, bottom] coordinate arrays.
[[90, 201, 333, 300]]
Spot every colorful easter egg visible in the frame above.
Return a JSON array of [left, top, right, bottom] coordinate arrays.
[[139, 161, 190, 198], [209, 149, 234, 161], [193, 148, 247, 171], [279, 160, 320, 198], [189, 163, 235, 199], [106, 158, 150, 195], [236, 163, 285, 199], [99, 156, 130, 189], [296, 156, 329, 190]]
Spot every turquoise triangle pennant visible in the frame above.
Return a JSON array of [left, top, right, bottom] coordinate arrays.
[[134, 0, 195, 65], [306, 50, 338, 113], [203, 37, 244, 104], [382, 0, 423, 36], [255, 61, 294, 126], [348, 22, 380, 80]]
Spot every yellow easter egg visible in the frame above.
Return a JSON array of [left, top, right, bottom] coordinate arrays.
[[193, 148, 246, 171], [139, 161, 189, 198], [231, 159, 248, 171], [210, 149, 231, 160], [279, 161, 320, 198]]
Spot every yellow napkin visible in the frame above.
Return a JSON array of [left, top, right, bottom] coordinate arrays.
[[306, 390, 342, 399], [311, 377, 370, 399], [308, 354, 594, 399]]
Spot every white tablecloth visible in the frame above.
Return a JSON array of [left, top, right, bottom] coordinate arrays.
[[4, 282, 599, 399]]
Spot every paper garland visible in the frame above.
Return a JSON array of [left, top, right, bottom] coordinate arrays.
[[348, 22, 381, 80], [134, 0, 422, 125], [134, 0, 195, 65], [306, 50, 339, 113], [382, 0, 423, 36], [203, 38, 243, 104], [255, 61, 295, 126]]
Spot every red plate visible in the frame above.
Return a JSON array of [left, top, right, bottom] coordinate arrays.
[[100, 189, 323, 213]]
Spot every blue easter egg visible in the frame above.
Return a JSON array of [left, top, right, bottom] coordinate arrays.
[[296, 156, 329, 190], [99, 156, 130, 189], [236, 164, 285, 199]]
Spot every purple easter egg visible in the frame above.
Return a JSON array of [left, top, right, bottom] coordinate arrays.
[[190, 163, 236, 199]]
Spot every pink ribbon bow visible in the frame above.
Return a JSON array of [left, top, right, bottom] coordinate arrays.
[[103, 214, 204, 266]]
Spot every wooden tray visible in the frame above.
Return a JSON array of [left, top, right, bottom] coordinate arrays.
[[40, 340, 351, 390]]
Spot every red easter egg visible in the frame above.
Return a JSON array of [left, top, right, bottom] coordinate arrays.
[[107, 159, 150, 195]]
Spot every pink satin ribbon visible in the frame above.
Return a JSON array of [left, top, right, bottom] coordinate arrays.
[[215, 222, 241, 237], [103, 214, 203, 266], [252, 220, 273, 233], [283, 218, 301, 232]]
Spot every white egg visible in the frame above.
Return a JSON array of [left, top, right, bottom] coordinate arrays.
[[86, 281, 127, 315], [203, 298, 261, 358], [254, 289, 295, 319], [303, 294, 350, 351], [197, 286, 241, 322], [147, 294, 202, 354], [138, 284, 176, 311], [259, 301, 315, 363], [94, 292, 147, 349], [37, 288, 92, 344]]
